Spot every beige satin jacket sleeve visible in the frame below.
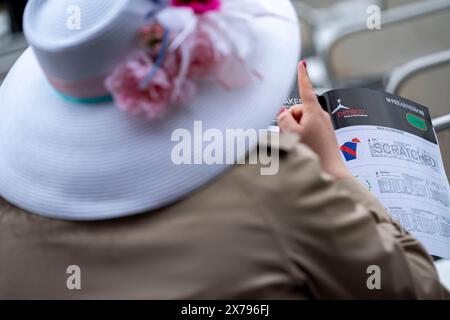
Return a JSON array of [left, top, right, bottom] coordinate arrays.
[[259, 134, 449, 299], [0, 133, 448, 299]]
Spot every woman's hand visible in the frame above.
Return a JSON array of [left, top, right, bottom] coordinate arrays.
[[277, 61, 352, 179]]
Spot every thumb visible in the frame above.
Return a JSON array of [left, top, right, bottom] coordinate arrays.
[[278, 110, 301, 133], [298, 61, 318, 105]]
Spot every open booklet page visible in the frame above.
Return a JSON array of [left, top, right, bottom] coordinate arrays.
[[319, 89, 450, 259]]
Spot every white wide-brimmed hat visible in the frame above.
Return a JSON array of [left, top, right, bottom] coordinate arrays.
[[0, 0, 299, 220]]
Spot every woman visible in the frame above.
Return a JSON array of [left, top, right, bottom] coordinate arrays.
[[0, 0, 448, 299]]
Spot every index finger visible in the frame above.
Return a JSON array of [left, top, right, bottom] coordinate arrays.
[[298, 61, 318, 105]]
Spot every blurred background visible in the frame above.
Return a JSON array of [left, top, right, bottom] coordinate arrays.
[[0, 0, 449, 292]]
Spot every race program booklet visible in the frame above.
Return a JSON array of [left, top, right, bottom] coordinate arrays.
[[317, 88, 450, 259]]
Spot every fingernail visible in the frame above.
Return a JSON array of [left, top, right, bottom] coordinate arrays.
[[301, 60, 307, 69], [278, 107, 286, 115]]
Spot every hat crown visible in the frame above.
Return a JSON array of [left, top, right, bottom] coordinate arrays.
[[25, 0, 128, 47], [23, 0, 152, 98]]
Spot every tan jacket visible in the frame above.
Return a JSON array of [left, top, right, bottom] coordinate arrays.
[[0, 134, 449, 299]]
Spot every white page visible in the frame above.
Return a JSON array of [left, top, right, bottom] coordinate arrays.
[[336, 125, 450, 258]]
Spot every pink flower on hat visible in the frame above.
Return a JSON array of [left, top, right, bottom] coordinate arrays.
[[171, 0, 221, 14], [106, 51, 197, 119], [162, 51, 198, 104], [105, 52, 173, 119], [186, 28, 224, 79]]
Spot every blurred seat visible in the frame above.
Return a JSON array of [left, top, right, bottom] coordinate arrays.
[[435, 259, 450, 291], [315, 0, 450, 88], [2, 0, 27, 33], [383, 0, 424, 10], [0, 33, 27, 84], [386, 50, 450, 121], [1, 5, 26, 84], [291, 1, 317, 57], [292, 0, 383, 28], [292, 0, 383, 60], [0, 7, 8, 37], [313, 0, 383, 26], [295, 0, 347, 9]]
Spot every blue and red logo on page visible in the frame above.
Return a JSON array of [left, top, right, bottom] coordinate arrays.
[[340, 138, 361, 161]]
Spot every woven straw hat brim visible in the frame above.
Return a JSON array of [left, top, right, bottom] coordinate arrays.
[[0, 2, 299, 220]]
